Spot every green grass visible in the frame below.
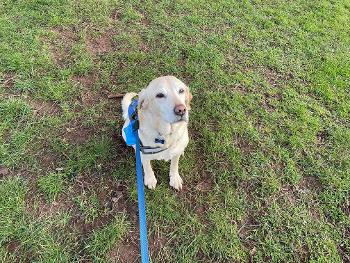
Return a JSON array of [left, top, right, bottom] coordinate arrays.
[[74, 191, 101, 223], [1, 0, 350, 262], [85, 215, 129, 262], [38, 172, 65, 201]]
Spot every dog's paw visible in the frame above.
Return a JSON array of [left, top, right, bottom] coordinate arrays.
[[144, 174, 157, 189], [170, 175, 183, 190]]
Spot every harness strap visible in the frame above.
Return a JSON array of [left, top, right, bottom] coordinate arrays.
[[140, 146, 168, 155]]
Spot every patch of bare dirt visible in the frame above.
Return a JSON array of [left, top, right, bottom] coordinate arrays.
[[25, 197, 69, 219], [2, 73, 15, 89], [260, 185, 298, 209], [0, 166, 10, 177], [264, 69, 281, 87], [238, 215, 260, 249], [107, 230, 168, 263], [298, 176, 323, 193], [194, 204, 206, 215], [195, 179, 213, 192], [263, 68, 294, 87], [249, 247, 258, 263], [54, 27, 77, 43], [149, 234, 168, 260], [39, 151, 60, 170], [316, 130, 328, 146], [262, 92, 282, 113], [43, 27, 78, 67], [338, 242, 350, 263], [107, 235, 139, 263], [79, 88, 103, 106], [139, 42, 150, 53], [5, 239, 20, 254], [86, 30, 115, 56], [279, 185, 297, 205], [257, 67, 293, 113], [238, 180, 256, 204], [308, 204, 321, 220], [233, 84, 248, 94], [61, 120, 95, 145], [341, 197, 350, 217], [110, 10, 122, 20], [4, 238, 33, 262], [72, 74, 98, 88], [27, 98, 61, 116], [235, 136, 255, 155]]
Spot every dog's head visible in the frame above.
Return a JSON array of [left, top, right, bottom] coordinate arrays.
[[138, 76, 192, 124]]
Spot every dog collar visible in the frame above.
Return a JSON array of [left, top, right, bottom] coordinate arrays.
[[124, 99, 168, 154]]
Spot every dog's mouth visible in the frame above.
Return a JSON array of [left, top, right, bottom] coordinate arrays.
[[172, 116, 188, 123]]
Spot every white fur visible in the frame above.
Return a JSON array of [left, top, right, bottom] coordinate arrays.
[[121, 92, 137, 119], [122, 76, 192, 190]]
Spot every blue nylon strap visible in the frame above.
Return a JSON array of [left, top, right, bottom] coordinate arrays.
[[135, 133, 150, 263], [126, 99, 149, 263], [128, 99, 138, 118], [124, 99, 139, 146]]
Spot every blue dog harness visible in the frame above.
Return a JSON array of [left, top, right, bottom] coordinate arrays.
[[124, 99, 167, 154], [123, 99, 139, 146]]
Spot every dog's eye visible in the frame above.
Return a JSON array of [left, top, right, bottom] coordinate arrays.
[[156, 93, 165, 98], [179, 88, 184, 94]]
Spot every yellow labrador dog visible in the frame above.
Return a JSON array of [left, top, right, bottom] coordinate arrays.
[[121, 76, 192, 190]]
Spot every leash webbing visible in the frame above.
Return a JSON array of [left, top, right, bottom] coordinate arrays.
[[135, 131, 150, 263]]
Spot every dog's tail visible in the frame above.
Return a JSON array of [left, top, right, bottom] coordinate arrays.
[[121, 92, 138, 120]]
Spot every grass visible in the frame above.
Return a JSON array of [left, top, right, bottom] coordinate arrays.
[[38, 172, 65, 201], [1, 0, 350, 262], [86, 216, 129, 262], [74, 191, 101, 223]]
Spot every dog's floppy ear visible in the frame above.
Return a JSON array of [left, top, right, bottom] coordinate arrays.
[[138, 88, 148, 110], [185, 86, 193, 110]]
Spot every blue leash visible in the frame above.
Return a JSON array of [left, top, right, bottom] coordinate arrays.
[[124, 99, 149, 263], [135, 132, 150, 263]]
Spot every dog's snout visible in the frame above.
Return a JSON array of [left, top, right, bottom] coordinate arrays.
[[174, 104, 186, 116]]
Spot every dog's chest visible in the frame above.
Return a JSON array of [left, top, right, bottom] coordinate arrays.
[[141, 124, 189, 161], [158, 130, 189, 160]]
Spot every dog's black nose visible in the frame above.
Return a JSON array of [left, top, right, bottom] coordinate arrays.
[[174, 104, 186, 116]]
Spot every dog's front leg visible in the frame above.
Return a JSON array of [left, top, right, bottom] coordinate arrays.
[[169, 155, 183, 190], [142, 159, 157, 189]]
